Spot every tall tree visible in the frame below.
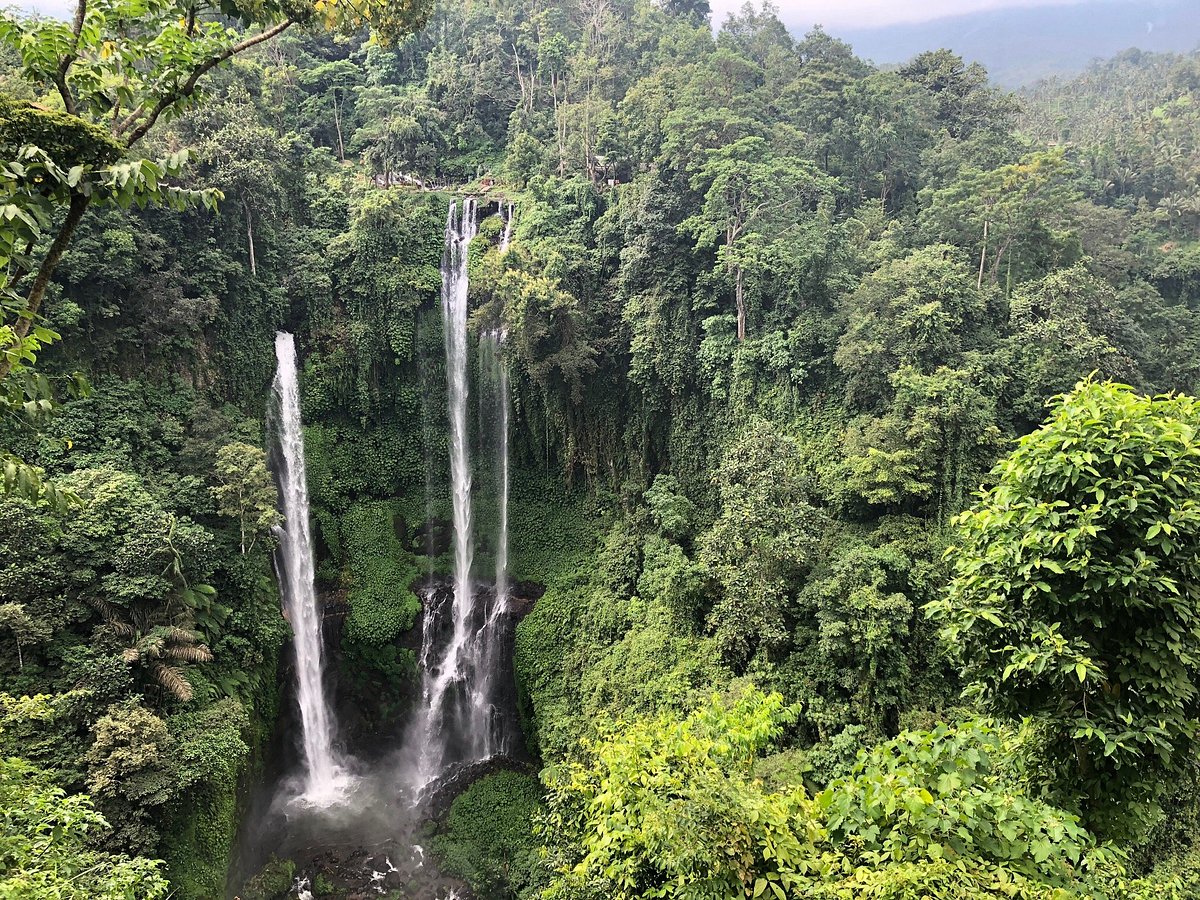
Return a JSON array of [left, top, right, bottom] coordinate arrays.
[[0, 0, 434, 498], [929, 381, 1200, 838], [684, 136, 832, 341]]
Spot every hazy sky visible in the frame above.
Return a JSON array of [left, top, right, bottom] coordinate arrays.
[[20, 0, 1097, 26], [711, 0, 1089, 30]]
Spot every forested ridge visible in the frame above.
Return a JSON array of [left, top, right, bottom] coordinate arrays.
[[1, 0, 1200, 898]]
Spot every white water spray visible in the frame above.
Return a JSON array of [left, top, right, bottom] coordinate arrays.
[[273, 332, 349, 805]]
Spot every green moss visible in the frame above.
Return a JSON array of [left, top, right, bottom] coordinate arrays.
[[240, 855, 296, 900], [507, 470, 600, 584], [161, 784, 239, 898], [340, 500, 423, 645], [0, 97, 124, 166]]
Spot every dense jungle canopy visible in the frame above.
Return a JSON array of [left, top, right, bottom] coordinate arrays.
[[1, 0, 1200, 898]]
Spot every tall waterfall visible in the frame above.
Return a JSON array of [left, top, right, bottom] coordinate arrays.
[[402, 199, 518, 793], [493, 331, 511, 609], [500, 203, 514, 253], [273, 332, 346, 805], [495, 204, 513, 607]]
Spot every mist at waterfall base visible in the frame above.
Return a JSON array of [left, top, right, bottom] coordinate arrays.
[[235, 203, 521, 899]]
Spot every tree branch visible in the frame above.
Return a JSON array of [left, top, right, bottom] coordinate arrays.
[[115, 19, 293, 147], [0, 192, 91, 383], [53, 0, 87, 115]]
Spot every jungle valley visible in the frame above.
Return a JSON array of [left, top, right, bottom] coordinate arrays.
[[2, 1, 1200, 898]]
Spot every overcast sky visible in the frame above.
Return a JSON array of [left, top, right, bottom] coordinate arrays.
[[15, 0, 1140, 34], [19, 0, 1097, 26], [709, 0, 1090, 30]]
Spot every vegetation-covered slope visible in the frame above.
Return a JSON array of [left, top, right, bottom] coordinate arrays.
[[1, 1, 1199, 898]]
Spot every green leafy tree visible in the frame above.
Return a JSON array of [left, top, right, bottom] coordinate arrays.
[[683, 136, 834, 341], [0, 0, 434, 500], [1002, 265, 1144, 427], [643, 474, 696, 542], [53, 468, 219, 704], [818, 721, 1114, 885], [210, 442, 280, 554], [699, 418, 823, 669], [929, 380, 1200, 836], [0, 600, 51, 670], [0, 694, 169, 899], [919, 151, 1079, 291], [539, 689, 819, 900], [835, 245, 986, 409], [82, 701, 175, 853]]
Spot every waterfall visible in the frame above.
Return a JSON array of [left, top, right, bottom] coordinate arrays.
[[407, 199, 479, 789], [493, 330, 510, 609], [500, 203, 514, 253], [273, 332, 347, 806], [494, 204, 513, 614], [402, 199, 519, 793]]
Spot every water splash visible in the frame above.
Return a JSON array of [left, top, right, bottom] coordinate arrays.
[[273, 332, 350, 806]]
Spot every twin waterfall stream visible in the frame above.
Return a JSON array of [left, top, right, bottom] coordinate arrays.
[[262, 200, 516, 896], [403, 199, 514, 789]]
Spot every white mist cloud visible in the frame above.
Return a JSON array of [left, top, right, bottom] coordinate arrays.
[[710, 0, 1093, 31]]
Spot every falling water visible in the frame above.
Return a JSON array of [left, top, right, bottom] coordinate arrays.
[[493, 331, 511, 609], [273, 332, 347, 805], [500, 203, 514, 253], [399, 199, 520, 797], [405, 200, 479, 789]]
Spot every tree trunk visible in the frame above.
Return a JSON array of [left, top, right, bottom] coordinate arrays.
[[977, 219, 989, 290], [735, 266, 746, 342], [244, 198, 257, 276], [0, 191, 91, 383], [333, 94, 345, 162], [553, 74, 566, 176]]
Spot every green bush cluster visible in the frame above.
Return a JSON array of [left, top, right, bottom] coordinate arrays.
[[433, 771, 545, 899]]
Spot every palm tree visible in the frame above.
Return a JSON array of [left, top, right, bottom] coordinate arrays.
[[87, 597, 213, 703]]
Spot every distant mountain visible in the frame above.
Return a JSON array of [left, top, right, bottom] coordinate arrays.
[[810, 0, 1200, 86]]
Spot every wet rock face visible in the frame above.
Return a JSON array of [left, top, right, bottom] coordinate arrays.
[[406, 518, 454, 557]]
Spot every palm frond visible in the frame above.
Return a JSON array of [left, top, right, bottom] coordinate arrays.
[[161, 626, 203, 645], [84, 595, 122, 623], [167, 644, 213, 665], [150, 662, 194, 702]]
